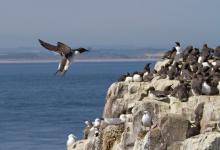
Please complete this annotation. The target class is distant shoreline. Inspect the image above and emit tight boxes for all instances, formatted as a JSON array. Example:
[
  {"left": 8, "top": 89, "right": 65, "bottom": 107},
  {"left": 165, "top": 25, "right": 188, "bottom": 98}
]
[{"left": 0, "top": 58, "right": 160, "bottom": 64}]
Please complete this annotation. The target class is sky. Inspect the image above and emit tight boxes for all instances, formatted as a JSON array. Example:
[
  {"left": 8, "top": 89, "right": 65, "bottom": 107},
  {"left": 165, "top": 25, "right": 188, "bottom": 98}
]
[{"left": 0, "top": 0, "right": 220, "bottom": 49}]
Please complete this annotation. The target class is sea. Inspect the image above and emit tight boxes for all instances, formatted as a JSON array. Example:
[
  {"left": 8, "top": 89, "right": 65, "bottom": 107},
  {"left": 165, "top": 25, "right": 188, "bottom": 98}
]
[{"left": 0, "top": 61, "right": 155, "bottom": 150}]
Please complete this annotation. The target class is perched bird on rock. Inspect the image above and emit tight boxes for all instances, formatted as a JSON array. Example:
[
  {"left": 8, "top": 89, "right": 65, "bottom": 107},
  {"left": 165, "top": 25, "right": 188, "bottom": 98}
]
[
  {"left": 83, "top": 120, "right": 93, "bottom": 139},
  {"left": 146, "top": 87, "right": 169, "bottom": 101},
  {"left": 191, "top": 74, "right": 203, "bottom": 96},
  {"left": 132, "top": 72, "right": 143, "bottom": 82},
  {"left": 142, "top": 111, "right": 152, "bottom": 128},
  {"left": 66, "top": 134, "right": 77, "bottom": 150}
]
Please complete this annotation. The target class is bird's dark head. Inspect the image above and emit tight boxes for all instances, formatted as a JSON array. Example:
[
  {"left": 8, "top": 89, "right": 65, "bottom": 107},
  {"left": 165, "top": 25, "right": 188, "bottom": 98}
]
[
  {"left": 146, "top": 86, "right": 155, "bottom": 95},
  {"left": 203, "top": 44, "right": 208, "bottom": 48},
  {"left": 175, "top": 42, "right": 180, "bottom": 46},
  {"left": 76, "top": 48, "right": 89, "bottom": 53}
]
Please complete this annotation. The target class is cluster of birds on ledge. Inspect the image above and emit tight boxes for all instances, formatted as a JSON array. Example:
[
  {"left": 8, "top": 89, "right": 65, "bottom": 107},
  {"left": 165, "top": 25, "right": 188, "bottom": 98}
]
[
  {"left": 118, "top": 42, "right": 220, "bottom": 101},
  {"left": 66, "top": 42, "right": 220, "bottom": 149}
]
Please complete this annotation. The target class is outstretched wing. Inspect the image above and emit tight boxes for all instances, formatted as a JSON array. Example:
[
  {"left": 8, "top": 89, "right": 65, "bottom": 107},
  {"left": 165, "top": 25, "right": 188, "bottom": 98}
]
[
  {"left": 38, "top": 39, "right": 58, "bottom": 52},
  {"left": 57, "top": 42, "right": 71, "bottom": 55}
]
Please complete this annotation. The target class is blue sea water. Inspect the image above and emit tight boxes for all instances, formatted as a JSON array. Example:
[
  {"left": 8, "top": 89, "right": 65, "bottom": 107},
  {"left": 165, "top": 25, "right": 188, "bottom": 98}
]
[{"left": 0, "top": 61, "right": 154, "bottom": 150}]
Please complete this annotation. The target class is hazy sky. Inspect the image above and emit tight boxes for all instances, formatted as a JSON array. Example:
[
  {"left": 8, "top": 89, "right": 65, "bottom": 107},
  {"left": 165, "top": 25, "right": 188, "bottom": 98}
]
[{"left": 0, "top": 0, "right": 220, "bottom": 49}]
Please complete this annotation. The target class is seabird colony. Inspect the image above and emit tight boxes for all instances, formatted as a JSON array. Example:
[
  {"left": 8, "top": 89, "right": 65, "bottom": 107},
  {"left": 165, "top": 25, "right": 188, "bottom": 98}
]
[
  {"left": 67, "top": 42, "right": 220, "bottom": 146},
  {"left": 118, "top": 42, "right": 220, "bottom": 100},
  {"left": 38, "top": 39, "right": 89, "bottom": 75}
]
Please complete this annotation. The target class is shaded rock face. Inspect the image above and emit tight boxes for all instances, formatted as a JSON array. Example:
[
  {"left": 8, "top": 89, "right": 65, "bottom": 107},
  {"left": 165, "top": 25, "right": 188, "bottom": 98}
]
[
  {"left": 158, "top": 114, "right": 188, "bottom": 146},
  {"left": 72, "top": 59, "right": 220, "bottom": 150},
  {"left": 180, "top": 132, "right": 220, "bottom": 150}
]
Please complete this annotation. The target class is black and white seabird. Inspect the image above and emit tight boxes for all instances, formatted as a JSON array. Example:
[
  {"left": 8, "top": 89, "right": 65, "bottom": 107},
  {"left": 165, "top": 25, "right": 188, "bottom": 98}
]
[
  {"left": 182, "top": 45, "right": 193, "bottom": 61},
  {"left": 158, "top": 64, "right": 169, "bottom": 79},
  {"left": 167, "top": 62, "right": 180, "bottom": 80},
  {"left": 181, "top": 63, "right": 192, "bottom": 81},
  {"left": 187, "top": 102, "right": 205, "bottom": 138},
  {"left": 202, "top": 77, "right": 219, "bottom": 95},
  {"left": 38, "top": 39, "right": 88, "bottom": 75},
  {"left": 83, "top": 120, "right": 93, "bottom": 139},
  {"left": 201, "top": 78, "right": 212, "bottom": 95},
  {"left": 171, "top": 80, "right": 190, "bottom": 101},
  {"left": 173, "top": 42, "right": 182, "bottom": 62},
  {"left": 162, "top": 47, "right": 176, "bottom": 59},
  {"left": 132, "top": 71, "right": 143, "bottom": 82},
  {"left": 144, "top": 63, "right": 151, "bottom": 73},
  {"left": 143, "top": 72, "right": 154, "bottom": 82},
  {"left": 201, "top": 44, "right": 212, "bottom": 61},
  {"left": 213, "top": 46, "right": 220, "bottom": 59},
  {"left": 191, "top": 74, "right": 203, "bottom": 96},
  {"left": 142, "top": 63, "right": 151, "bottom": 79},
  {"left": 124, "top": 72, "right": 133, "bottom": 82},
  {"left": 146, "top": 87, "right": 169, "bottom": 101}
]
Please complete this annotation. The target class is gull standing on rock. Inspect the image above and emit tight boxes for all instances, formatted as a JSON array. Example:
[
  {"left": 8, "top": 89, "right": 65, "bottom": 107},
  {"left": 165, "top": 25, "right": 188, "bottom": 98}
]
[
  {"left": 66, "top": 134, "right": 77, "bottom": 150},
  {"left": 38, "top": 39, "right": 89, "bottom": 75},
  {"left": 89, "top": 118, "right": 103, "bottom": 137},
  {"left": 142, "top": 111, "right": 152, "bottom": 128},
  {"left": 83, "top": 120, "right": 93, "bottom": 139}
]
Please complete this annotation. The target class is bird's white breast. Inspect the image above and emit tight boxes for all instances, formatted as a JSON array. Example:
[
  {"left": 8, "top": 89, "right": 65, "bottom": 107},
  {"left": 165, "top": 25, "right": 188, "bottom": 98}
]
[
  {"left": 202, "top": 62, "right": 210, "bottom": 68},
  {"left": 119, "top": 114, "right": 127, "bottom": 122},
  {"left": 125, "top": 76, "right": 133, "bottom": 82},
  {"left": 175, "top": 46, "right": 182, "bottom": 54},
  {"left": 133, "top": 74, "right": 142, "bottom": 82},
  {"left": 142, "top": 113, "right": 151, "bottom": 126},
  {"left": 198, "top": 56, "right": 203, "bottom": 63},
  {"left": 143, "top": 72, "right": 149, "bottom": 77},
  {"left": 94, "top": 119, "right": 101, "bottom": 127},
  {"left": 67, "top": 134, "right": 76, "bottom": 146},
  {"left": 217, "top": 82, "right": 220, "bottom": 92},
  {"left": 212, "top": 61, "right": 217, "bottom": 66},
  {"left": 202, "top": 82, "right": 211, "bottom": 95},
  {"left": 148, "top": 92, "right": 156, "bottom": 98}
]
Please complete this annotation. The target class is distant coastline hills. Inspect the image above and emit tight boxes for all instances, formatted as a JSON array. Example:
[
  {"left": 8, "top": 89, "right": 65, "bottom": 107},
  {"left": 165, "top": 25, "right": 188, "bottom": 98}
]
[{"left": 0, "top": 47, "right": 166, "bottom": 62}]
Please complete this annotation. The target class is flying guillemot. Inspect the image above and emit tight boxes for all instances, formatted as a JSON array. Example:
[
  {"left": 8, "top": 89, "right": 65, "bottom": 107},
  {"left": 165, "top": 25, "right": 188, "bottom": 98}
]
[{"left": 38, "top": 39, "right": 88, "bottom": 75}]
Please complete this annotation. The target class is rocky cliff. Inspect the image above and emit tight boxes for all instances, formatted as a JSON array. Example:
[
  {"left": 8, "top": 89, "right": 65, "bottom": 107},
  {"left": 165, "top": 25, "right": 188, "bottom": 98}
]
[{"left": 70, "top": 60, "right": 220, "bottom": 150}]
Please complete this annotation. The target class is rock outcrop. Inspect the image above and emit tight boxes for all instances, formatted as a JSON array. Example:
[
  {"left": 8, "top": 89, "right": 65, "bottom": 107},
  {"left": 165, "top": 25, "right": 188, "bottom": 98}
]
[{"left": 70, "top": 60, "right": 220, "bottom": 150}]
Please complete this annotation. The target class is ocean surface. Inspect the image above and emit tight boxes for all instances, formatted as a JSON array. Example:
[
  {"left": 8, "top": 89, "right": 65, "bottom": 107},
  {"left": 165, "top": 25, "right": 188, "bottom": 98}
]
[{"left": 0, "top": 61, "right": 154, "bottom": 150}]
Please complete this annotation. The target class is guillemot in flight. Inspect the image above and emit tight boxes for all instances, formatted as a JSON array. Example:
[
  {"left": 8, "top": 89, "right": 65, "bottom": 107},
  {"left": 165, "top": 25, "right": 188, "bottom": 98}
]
[{"left": 38, "top": 39, "right": 88, "bottom": 75}]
